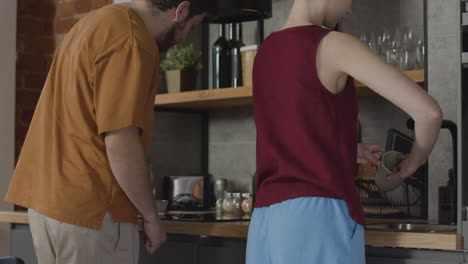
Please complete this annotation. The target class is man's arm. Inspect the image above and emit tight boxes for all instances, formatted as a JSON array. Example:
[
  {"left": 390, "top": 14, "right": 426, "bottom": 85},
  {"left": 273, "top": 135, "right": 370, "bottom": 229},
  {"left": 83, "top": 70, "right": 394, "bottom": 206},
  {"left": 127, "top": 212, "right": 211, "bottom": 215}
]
[
  {"left": 105, "top": 126, "right": 157, "bottom": 218},
  {"left": 104, "top": 126, "right": 166, "bottom": 253}
]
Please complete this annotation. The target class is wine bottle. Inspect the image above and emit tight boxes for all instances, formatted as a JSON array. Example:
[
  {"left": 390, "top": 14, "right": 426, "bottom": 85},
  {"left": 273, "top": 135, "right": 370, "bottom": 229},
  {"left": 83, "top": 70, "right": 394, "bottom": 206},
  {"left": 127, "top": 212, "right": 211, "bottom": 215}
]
[
  {"left": 229, "top": 23, "right": 244, "bottom": 87},
  {"left": 212, "top": 24, "right": 231, "bottom": 89}
]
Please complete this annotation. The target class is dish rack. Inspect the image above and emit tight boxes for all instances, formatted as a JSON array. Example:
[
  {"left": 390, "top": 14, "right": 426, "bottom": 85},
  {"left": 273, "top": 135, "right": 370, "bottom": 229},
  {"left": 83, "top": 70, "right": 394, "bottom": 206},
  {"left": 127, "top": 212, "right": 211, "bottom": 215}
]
[{"left": 356, "top": 179, "right": 426, "bottom": 219}]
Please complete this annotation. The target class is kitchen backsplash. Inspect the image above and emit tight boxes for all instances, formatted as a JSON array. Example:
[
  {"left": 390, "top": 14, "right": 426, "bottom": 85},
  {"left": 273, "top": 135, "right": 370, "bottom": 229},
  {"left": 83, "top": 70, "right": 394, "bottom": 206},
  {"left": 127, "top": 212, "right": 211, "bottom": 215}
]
[
  {"left": 149, "top": 111, "right": 203, "bottom": 199},
  {"left": 209, "top": 107, "right": 256, "bottom": 192}
]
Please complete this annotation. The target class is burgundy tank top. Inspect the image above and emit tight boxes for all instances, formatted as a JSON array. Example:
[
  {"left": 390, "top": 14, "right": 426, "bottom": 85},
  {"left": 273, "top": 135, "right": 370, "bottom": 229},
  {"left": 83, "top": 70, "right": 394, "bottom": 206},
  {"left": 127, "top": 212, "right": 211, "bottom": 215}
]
[{"left": 253, "top": 25, "right": 365, "bottom": 226}]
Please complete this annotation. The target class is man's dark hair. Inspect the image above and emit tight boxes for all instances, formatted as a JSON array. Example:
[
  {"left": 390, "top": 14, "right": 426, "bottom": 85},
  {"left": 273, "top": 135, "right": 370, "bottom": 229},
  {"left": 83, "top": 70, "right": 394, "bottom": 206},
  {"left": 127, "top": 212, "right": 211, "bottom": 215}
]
[{"left": 150, "top": 0, "right": 214, "bottom": 17}]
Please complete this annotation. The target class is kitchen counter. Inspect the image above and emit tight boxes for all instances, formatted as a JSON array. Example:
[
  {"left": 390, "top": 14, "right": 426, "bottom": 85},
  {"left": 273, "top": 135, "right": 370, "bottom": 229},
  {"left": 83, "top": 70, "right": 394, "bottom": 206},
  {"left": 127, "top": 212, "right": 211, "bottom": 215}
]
[{"left": 0, "top": 211, "right": 461, "bottom": 251}]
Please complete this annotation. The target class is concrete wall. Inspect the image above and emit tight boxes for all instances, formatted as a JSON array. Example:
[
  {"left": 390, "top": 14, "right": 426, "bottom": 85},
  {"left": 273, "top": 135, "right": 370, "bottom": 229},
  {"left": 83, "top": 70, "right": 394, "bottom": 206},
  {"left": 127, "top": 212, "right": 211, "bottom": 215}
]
[
  {"left": 0, "top": 0, "right": 17, "bottom": 256},
  {"left": 149, "top": 111, "right": 203, "bottom": 199},
  {"left": 426, "top": 0, "right": 461, "bottom": 224}
]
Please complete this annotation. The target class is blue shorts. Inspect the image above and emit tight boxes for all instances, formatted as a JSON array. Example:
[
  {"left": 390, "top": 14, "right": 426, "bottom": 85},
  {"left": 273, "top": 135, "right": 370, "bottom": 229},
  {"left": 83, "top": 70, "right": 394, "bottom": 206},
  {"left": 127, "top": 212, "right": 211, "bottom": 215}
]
[{"left": 246, "top": 197, "right": 365, "bottom": 264}]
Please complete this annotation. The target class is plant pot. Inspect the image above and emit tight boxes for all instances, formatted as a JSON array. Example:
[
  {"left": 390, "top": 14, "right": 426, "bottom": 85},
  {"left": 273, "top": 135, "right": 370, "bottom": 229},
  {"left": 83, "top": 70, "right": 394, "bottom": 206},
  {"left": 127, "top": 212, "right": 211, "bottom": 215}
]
[{"left": 165, "top": 69, "right": 198, "bottom": 93}]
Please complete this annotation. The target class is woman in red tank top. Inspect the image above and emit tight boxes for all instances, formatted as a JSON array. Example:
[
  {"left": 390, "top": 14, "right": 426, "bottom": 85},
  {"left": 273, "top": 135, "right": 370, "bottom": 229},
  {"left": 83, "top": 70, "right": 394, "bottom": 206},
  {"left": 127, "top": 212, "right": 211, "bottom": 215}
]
[{"left": 247, "top": 0, "right": 443, "bottom": 264}]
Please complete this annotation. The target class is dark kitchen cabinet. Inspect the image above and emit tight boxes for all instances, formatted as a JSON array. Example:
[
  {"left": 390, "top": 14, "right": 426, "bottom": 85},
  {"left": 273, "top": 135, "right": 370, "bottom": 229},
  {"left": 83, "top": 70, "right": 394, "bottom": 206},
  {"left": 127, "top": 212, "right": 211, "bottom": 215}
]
[
  {"left": 197, "top": 236, "right": 246, "bottom": 264},
  {"left": 139, "top": 234, "right": 246, "bottom": 264},
  {"left": 367, "top": 258, "right": 461, "bottom": 264},
  {"left": 366, "top": 247, "right": 467, "bottom": 264},
  {"left": 11, "top": 225, "right": 37, "bottom": 264},
  {"left": 139, "top": 234, "right": 198, "bottom": 264}
]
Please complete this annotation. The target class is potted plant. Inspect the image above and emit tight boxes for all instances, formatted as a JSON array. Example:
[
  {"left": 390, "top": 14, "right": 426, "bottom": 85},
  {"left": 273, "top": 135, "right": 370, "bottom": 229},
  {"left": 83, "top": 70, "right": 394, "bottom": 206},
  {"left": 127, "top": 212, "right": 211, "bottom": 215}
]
[{"left": 161, "top": 44, "right": 202, "bottom": 93}]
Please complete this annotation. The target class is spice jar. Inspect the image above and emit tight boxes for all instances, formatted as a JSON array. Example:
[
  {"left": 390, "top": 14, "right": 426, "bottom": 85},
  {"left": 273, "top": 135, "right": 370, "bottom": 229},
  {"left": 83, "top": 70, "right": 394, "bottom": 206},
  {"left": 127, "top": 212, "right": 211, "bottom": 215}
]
[
  {"left": 222, "top": 192, "right": 234, "bottom": 213},
  {"left": 242, "top": 193, "right": 253, "bottom": 214},
  {"left": 232, "top": 193, "right": 243, "bottom": 215}
]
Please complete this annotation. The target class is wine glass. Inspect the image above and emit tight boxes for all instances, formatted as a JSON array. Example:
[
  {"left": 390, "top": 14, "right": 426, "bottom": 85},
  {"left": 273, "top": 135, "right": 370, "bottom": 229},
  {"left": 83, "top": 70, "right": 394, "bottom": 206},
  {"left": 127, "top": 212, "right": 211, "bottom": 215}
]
[
  {"left": 391, "top": 28, "right": 402, "bottom": 50},
  {"left": 402, "top": 26, "right": 416, "bottom": 51},
  {"left": 368, "top": 32, "right": 379, "bottom": 54},
  {"left": 360, "top": 32, "right": 369, "bottom": 45},
  {"left": 416, "top": 39, "right": 425, "bottom": 70},
  {"left": 360, "top": 31, "right": 379, "bottom": 54},
  {"left": 377, "top": 27, "right": 391, "bottom": 57}
]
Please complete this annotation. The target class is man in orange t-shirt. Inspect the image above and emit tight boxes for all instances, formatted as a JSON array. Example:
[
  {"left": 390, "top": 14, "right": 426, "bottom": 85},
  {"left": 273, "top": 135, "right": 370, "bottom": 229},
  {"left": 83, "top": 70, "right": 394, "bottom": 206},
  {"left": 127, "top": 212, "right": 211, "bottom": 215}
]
[{"left": 5, "top": 0, "right": 211, "bottom": 263}]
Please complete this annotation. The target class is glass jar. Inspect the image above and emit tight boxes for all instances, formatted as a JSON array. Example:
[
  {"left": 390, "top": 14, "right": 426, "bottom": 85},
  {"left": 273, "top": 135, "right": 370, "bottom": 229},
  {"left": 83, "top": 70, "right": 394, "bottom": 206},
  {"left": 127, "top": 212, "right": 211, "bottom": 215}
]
[
  {"left": 232, "top": 193, "right": 243, "bottom": 215},
  {"left": 222, "top": 192, "right": 234, "bottom": 213},
  {"left": 242, "top": 193, "right": 253, "bottom": 214},
  {"left": 214, "top": 178, "right": 227, "bottom": 201}
]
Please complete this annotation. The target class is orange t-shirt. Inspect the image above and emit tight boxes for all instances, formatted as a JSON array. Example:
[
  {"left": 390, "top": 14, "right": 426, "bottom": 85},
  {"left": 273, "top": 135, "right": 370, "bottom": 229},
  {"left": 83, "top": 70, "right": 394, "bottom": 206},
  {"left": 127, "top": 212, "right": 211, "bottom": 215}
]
[{"left": 6, "top": 4, "right": 159, "bottom": 229}]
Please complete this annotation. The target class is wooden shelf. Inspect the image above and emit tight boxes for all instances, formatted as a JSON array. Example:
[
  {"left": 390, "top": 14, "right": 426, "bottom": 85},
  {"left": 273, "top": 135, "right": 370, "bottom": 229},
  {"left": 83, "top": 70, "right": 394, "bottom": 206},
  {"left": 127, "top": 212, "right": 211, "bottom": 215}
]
[
  {"left": 155, "top": 70, "right": 425, "bottom": 109},
  {"left": 155, "top": 86, "right": 253, "bottom": 109}
]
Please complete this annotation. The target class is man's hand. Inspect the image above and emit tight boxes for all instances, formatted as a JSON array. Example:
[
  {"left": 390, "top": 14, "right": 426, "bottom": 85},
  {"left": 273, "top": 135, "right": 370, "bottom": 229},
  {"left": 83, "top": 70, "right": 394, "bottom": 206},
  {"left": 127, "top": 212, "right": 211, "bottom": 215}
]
[
  {"left": 143, "top": 212, "right": 167, "bottom": 254},
  {"left": 357, "top": 144, "right": 384, "bottom": 167}
]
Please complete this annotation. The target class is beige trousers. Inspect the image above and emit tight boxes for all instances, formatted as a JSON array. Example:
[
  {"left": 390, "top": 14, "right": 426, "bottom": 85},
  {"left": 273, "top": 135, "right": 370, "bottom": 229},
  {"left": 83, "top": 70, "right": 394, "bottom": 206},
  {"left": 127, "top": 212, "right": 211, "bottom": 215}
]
[{"left": 28, "top": 209, "right": 139, "bottom": 264}]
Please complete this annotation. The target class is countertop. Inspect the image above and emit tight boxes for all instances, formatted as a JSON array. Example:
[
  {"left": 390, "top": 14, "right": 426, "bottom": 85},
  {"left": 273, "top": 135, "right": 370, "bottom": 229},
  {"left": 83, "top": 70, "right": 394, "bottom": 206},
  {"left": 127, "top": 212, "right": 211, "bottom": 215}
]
[{"left": 0, "top": 211, "right": 461, "bottom": 251}]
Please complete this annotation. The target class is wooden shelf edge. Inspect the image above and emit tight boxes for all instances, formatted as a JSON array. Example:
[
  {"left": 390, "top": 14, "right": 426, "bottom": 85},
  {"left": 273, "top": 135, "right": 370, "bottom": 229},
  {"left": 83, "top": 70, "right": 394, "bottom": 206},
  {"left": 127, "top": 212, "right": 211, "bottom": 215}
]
[
  {"left": 155, "top": 86, "right": 253, "bottom": 108},
  {"left": 365, "top": 230, "right": 462, "bottom": 251},
  {"left": 0, "top": 211, "right": 461, "bottom": 250},
  {"left": 163, "top": 221, "right": 249, "bottom": 238},
  {"left": 0, "top": 211, "right": 29, "bottom": 224}
]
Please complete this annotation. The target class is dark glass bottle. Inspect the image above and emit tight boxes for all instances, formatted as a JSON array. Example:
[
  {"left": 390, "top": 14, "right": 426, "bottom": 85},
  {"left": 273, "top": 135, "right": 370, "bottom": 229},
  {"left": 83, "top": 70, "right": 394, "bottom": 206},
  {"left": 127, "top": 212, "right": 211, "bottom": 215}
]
[
  {"left": 212, "top": 24, "right": 231, "bottom": 89},
  {"left": 238, "top": 23, "right": 245, "bottom": 47},
  {"left": 439, "top": 169, "right": 457, "bottom": 225},
  {"left": 229, "top": 23, "right": 244, "bottom": 87}
]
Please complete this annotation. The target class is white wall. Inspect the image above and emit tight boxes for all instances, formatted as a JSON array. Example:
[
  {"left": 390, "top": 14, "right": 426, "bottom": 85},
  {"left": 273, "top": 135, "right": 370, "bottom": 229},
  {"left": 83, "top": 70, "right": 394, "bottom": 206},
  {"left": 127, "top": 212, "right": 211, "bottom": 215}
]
[{"left": 0, "top": 0, "right": 17, "bottom": 256}]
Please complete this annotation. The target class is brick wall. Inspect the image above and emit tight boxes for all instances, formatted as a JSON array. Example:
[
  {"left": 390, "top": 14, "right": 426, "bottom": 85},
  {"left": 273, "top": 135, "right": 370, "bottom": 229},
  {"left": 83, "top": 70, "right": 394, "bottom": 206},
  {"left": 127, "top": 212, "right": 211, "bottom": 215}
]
[{"left": 15, "top": 0, "right": 113, "bottom": 159}]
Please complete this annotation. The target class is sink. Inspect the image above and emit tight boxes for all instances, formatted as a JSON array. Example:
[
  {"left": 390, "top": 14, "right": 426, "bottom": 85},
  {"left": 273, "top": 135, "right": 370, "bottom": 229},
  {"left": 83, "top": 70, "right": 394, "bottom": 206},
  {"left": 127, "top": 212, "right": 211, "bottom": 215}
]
[{"left": 367, "top": 223, "right": 457, "bottom": 233}]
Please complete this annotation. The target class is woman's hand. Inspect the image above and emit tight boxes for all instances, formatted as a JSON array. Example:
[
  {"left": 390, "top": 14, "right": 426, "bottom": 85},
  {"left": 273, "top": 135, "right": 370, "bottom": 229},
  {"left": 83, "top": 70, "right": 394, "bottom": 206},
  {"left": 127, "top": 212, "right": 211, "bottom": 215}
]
[{"left": 357, "top": 144, "right": 384, "bottom": 167}]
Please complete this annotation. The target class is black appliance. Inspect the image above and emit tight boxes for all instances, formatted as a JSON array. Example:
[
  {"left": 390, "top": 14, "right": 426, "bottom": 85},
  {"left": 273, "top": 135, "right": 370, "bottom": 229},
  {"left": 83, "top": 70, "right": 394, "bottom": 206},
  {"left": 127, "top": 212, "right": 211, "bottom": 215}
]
[
  {"left": 407, "top": 119, "right": 458, "bottom": 224},
  {"left": 162, "top": 174, "right": 213, "bottom": 211},
  {"left": 207, "top": 0, "right": 272, "bottom": 24}
]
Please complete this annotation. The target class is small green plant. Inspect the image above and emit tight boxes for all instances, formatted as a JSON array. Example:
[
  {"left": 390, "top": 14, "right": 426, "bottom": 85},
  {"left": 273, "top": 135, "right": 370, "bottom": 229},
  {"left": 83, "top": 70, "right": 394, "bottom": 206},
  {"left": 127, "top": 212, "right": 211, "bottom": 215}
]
[{"left": 161, "top": 44, "right": 203, "bottom": 71}]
